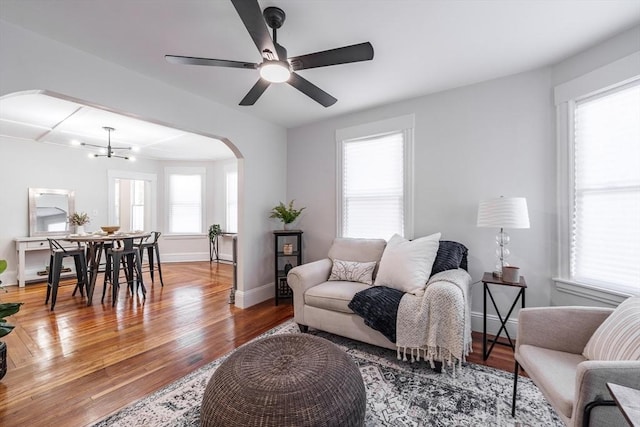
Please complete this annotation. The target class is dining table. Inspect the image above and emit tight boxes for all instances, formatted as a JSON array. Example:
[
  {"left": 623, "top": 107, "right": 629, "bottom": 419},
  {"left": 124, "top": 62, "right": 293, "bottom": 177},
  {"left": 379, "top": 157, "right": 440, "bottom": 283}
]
[{"left": 64, "top": 231, "right": 151, "bottom": 305}]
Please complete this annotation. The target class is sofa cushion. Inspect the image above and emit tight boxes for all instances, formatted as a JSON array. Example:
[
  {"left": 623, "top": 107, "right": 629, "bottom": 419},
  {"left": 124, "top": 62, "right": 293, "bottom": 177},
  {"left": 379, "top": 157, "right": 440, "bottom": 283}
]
[
  {"left": 305, "top": 281, "right": 371, "bottom": 313},
  {"left": 328, "top": 238, "right": 387, "bottom": 264},
  {"left": 518, "top": 344, "right": 586, "bottom": 419},
  {"left": 583, "top": 296, "right": 640, "bottom": 361},
  {"left": 374, "top": 233, "right": 441, "bottom": 295},
  {"left": 329, "top": 259, "right": 377, "bottom": 285}
]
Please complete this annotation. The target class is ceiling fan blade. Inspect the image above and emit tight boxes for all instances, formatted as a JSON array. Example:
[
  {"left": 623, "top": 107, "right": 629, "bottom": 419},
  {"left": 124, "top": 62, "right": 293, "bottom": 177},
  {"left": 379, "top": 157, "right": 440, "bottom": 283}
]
[
  {"left": 230, "top": 0, "right": 278, "bottom": 60},
  {"left": 165, "top": 55, "right": 258, "bottom": 69},
  {"left": 288, "top": 73, "right": 337, "bottom": 107},
  {"left": 289, "top": 42, "right": 374, "bottom": 71},
  {"left": 239, "top": 78, "right": 271, "bottom": 106}
]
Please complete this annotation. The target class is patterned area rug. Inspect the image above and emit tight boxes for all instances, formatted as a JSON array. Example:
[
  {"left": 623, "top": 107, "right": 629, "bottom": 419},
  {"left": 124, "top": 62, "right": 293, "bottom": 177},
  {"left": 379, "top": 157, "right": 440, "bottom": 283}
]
[{"left": 92, "top": 320, "right": 562, "bottom": 427}]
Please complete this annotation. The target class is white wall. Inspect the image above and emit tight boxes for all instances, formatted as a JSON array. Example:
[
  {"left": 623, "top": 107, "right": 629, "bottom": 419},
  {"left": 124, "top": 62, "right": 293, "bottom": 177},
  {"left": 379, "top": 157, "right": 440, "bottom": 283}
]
[
  {"left": 287, "top": 24, "right": 640, "bottom": 334},
  {"left": 288, "top": 68, "right": 555, "bottom": 335},
  {"left": 0, "top": 20, "right": 287, "bottom": 307}
]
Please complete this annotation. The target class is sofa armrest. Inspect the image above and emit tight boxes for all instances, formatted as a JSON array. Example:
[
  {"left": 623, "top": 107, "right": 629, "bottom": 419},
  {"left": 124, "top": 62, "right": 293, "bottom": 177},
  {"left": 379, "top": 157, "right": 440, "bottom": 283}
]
[
  {"left": 572, "top": 360, "right": 640, "bottom": 427},
  {"left": 287, "top": 258, "right": 333, "bottom": 325},
  {"left": 516, "top": 306, "right": 613, "bottom": 354}
]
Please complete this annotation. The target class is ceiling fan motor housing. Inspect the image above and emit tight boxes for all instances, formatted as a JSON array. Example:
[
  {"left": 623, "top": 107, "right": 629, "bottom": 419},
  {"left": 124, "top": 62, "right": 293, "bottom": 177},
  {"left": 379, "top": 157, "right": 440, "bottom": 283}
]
[{"left": 263, "top": 7, "right": 286, "bottom": 29}]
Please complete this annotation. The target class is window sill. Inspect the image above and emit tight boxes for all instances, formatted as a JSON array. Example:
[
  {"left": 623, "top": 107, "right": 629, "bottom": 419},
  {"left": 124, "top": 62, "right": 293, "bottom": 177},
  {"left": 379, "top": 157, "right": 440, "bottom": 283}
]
[{"left": 553, "top": 278, "right": 635, "bottom": 306}]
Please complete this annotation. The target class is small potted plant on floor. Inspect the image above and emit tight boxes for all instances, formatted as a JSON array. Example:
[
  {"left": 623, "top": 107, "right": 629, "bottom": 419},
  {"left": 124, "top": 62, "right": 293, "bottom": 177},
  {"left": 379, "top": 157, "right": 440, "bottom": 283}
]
[
  {"left": 0, "top": 259, "right": 24, "bottom": 380},
  {"left": 69, "top": 211, "right": 90, "bottom": 234},
  {"left": 269, "top": 200, "right": 305, "bottom": 230}
]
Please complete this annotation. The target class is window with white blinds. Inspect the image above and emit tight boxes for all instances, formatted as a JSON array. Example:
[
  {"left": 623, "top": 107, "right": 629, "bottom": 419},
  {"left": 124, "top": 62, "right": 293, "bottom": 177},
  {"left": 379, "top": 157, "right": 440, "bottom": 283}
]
[
  {"left": 339, "top": 131, "right": 408, "bottom": 240},
  {"left": 166, "top": 168, "right": 205, "bottom": 234},
  {"left": 572, "top": 82, "right": 640, "bottom": 295}
]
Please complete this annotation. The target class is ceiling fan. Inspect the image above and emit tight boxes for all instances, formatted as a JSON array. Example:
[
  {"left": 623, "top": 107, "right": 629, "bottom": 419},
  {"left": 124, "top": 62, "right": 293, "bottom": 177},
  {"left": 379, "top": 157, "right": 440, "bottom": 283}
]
[{"left": 165, "top": 0, "right": 374, "bottom": 107}]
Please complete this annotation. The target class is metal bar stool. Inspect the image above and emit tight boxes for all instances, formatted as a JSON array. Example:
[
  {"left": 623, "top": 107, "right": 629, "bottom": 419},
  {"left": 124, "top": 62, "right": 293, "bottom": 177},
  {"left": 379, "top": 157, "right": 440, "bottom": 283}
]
[
  {"left": 45, "top": 238, "right": 88, "bottom": 311},
  {"left": 135, "top": 231, "right": 164, "bottom": 286},
  {"left": 102, "top": 236, "right": 145, "bottom": 306}
]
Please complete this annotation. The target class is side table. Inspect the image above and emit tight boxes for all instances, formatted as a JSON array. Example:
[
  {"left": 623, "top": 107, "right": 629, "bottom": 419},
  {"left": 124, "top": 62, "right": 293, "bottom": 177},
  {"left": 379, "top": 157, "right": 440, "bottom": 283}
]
[
  {"left": 482, "top": 272, "right": 527, "bottom": 360},
  {"left": 607, "top": 383, "right": 640, "bottom": 427}
]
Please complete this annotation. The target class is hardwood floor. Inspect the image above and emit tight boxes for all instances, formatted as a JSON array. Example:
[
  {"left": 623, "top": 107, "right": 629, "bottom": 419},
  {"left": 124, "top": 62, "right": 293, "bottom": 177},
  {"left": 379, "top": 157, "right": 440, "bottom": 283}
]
[{"left": 0, "top": 261, "right": 518, "bottom": 426}]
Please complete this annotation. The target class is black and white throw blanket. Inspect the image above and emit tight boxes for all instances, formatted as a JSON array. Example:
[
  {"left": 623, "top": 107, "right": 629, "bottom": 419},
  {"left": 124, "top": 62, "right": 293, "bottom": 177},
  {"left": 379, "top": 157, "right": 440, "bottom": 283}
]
[{"left": 349, "top": 269, "right": 472, "bottom": 373}]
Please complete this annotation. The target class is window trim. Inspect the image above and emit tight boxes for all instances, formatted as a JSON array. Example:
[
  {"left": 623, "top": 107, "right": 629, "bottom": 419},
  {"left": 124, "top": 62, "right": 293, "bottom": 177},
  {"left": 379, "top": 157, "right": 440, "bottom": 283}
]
[
  {"left": 225, "top": 164, "right": 238, "bottom": 233},
  {"left": 554, "top": 52, "right": 640, "bottom": 302},
  {"left": 335, "top": 114, "right": 415, "bottom": 239},
  {"left": 164, "top": 166, "right": 206, "bottom": 236},
  {"left": 107, "top": 170, "right": 157, "bottom": 231}
]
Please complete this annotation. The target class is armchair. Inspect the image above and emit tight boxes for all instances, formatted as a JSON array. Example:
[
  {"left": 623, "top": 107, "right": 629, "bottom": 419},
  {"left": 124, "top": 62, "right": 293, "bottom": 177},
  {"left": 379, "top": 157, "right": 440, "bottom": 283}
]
[{"left": 511, "top": 305, "right": 640, "bottom": 427}]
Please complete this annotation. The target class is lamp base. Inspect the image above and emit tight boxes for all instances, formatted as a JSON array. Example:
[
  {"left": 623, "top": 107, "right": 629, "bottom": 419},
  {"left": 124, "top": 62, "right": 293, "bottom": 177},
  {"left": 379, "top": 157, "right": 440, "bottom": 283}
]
[{"left": 492, "top": 270, "right": 503, "bottom": 278}]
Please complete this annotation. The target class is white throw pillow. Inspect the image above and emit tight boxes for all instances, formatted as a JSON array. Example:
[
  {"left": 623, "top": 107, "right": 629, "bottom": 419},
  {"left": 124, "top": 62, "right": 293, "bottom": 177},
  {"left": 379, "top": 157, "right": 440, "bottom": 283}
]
[
  {"left": 374, "top": 232, "right": 441, "bottom": 295},
  {"left": 583, "top": 296, "right": 640, "bottom": 361},
  {"left": 328, "top": 259, "right": 377, "bottom": 285}
]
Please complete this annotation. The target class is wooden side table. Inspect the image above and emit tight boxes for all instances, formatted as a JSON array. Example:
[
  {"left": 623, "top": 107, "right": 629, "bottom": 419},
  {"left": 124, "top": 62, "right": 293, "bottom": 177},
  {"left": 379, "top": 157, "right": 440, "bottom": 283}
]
[{"left": 482, "top": 272, "right": 527, "bottom": 360}]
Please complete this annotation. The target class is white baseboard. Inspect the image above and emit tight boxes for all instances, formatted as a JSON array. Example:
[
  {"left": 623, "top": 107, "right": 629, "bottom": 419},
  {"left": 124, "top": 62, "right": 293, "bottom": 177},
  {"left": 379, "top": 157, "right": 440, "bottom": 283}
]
[
  {"left": 234, "top": 282, "right": 273, "bottom": 309},
  {"left": 471, "top": 310, "right": 518, "bottom": 338},
  {"left": 161, "top": 252, "right": 209, "bottom": 263}
]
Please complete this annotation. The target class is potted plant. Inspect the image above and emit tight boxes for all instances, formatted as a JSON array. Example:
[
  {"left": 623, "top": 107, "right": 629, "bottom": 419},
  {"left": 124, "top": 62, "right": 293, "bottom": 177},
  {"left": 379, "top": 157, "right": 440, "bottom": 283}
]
[
  {"left": 0, "top": 259, "right": 24, "bottom": 380},
  {"left": 208, "top": 224, "right": 222, "bottom": 242},
  {"left": 69, "top": 211, "right": 90, "bottom": 234},
  {"left": 269, "top": 200, "right": 305, "bottom": 230}
]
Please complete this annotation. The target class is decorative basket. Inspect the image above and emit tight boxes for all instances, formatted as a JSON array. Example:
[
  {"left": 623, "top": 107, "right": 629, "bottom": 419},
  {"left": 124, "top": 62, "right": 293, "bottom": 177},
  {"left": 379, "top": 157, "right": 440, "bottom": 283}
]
[{"left": 278, "top": 277, "right": 293, "bottom": 298}]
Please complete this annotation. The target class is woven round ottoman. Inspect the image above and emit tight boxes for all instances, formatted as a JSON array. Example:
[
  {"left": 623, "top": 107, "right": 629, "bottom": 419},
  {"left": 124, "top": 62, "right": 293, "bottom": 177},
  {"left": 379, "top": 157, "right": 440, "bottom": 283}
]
[{"left": 200, "top": 333, "right": 366, "bottom": 427}]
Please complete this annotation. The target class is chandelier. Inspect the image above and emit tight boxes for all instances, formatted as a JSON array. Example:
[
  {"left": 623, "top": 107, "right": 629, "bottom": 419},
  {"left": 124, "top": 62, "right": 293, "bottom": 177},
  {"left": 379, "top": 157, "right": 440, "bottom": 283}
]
[{"left": 81, "top": 126, "right": 135, "bottom": 160}]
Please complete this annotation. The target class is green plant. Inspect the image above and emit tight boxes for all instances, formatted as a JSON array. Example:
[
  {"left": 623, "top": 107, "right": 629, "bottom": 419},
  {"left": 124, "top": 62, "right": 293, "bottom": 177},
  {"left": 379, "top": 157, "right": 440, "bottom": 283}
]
[
  {"left": 0, "top": 260, "right": 23, "bottom": 338},
  {"left": 208, "top": 224, "right": 222, "bottom": 241},
  {"left": 269, "top": 200, "right": 305, "bottom": 224},
  {"left": 69, "top": 212, "right": 90, "bottom": 226}
]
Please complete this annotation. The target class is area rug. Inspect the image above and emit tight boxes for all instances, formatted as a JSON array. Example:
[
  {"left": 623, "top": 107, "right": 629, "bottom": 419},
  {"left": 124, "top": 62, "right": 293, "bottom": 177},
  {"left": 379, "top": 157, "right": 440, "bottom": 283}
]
[{"left": 92, "top": 320, "right": 562, "bottom": 427}]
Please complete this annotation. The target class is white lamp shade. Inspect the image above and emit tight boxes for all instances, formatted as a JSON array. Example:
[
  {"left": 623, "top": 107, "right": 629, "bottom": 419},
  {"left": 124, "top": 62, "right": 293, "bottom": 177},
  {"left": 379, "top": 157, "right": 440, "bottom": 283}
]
[{"left": 477, "top": 197, "right": 530, "bottom": 229}]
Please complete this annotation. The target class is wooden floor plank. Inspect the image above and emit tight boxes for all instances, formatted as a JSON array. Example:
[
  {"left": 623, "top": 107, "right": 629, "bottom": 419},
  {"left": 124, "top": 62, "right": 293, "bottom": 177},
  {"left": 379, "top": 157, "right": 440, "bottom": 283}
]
[{"left": 0, "top": 261, "right": 518, "bottom": 426}]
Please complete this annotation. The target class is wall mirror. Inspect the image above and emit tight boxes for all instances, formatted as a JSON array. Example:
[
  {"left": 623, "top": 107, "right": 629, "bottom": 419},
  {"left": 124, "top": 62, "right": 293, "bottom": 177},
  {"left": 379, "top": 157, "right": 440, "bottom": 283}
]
[{"left": 28, "top": 188, "right": 75, "bottom": 236}]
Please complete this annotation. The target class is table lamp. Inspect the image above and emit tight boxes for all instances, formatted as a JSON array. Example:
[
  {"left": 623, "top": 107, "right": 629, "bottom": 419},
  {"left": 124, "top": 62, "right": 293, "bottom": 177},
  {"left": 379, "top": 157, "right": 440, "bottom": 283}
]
[{"left": 477, "top": 196, "right": 530, "bottom": 278}]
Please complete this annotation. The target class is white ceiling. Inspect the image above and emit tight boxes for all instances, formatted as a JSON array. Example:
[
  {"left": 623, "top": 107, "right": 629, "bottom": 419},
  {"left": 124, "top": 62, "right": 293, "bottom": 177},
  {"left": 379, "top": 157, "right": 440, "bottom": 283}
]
[
  {"left": 1, "top": 0, "right": 639, "bottom": 146},
  {"left": 0, "top": 92, "right": 235, "bottom": 161}
]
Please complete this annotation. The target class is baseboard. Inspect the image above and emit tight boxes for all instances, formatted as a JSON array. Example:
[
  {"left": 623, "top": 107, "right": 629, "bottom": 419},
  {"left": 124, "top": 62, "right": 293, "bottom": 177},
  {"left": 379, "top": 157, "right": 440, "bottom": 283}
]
[
  {"left": 234, "top": 282, "right": 273, "bottom": 309},
  {"left": 471, "top": 310, "right": 518, "bottom": 338},
  {"left": 161, "top": 252, "right": 210, "bottom": 263}
]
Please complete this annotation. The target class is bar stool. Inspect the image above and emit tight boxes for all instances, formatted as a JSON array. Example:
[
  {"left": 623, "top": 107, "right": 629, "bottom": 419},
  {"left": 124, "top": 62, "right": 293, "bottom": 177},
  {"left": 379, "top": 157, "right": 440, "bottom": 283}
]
[
  {"left": 45, "top": 238, "right": 88, "bottom": 311},
  {"left": 102, "top": 237, "right": 145, "bottom": 306},
  {"left": 135, "top": 231, "right": 164, "bottom": 286}
]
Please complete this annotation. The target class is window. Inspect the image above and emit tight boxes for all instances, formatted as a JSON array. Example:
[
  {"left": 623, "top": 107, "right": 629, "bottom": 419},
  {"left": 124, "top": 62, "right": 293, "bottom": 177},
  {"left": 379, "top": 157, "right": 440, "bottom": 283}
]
[
  {"left": 131, "top": 179, "right": 145, "bottom": 231},
  {"left": 226, "top": 169, "right": 238, "bottom": 233},
  {"left": 337, "top": 115, "right": 414, "bottom": 240},
  {"left": 108, "top": 170, "right": 157, "bottom": 232},
  {"left": 571, "top": 82, "right": 640, "bottom": 295},
  {"left": 166, "top": 167, "right": 205, "bottom": 234}
]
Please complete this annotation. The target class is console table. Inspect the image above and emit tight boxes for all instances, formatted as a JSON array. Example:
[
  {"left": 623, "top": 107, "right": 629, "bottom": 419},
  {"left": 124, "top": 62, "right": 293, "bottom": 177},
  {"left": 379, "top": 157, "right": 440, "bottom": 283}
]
[{"left": 15, "top": 237, "right": 77, "bottom": 287}]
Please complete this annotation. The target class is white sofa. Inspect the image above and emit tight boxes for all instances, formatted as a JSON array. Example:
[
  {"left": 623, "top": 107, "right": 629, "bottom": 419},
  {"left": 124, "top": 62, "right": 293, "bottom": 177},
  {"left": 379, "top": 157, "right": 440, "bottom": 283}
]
[{"left": 287, "top": 237, "right": 471, "bottom": 364}]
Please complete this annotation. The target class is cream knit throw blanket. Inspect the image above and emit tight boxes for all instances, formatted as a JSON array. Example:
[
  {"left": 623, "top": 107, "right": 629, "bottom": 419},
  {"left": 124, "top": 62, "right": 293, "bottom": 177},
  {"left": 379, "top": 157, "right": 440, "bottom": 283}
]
[{"left": 395, "top": 269, "right": 472, "bottom": 374}]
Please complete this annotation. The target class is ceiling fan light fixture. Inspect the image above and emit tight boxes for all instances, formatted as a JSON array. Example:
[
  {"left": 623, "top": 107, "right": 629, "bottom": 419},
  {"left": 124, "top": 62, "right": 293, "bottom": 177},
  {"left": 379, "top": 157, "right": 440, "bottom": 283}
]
[{"left": 259, "top": 60, "right": 291, "bottom": 83}]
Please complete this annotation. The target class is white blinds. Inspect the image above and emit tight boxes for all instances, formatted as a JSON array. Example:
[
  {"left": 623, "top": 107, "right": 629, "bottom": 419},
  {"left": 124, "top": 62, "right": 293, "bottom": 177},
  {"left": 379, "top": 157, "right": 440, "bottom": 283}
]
[
  {"left": 168, "top": 174, "right": 202, "bottom": 233},
  {"left": 342, "top": 132, "right": 404, "bottom": 240},
  {"left": 572, "top": 82, "right": 640, "bottom": 294}
]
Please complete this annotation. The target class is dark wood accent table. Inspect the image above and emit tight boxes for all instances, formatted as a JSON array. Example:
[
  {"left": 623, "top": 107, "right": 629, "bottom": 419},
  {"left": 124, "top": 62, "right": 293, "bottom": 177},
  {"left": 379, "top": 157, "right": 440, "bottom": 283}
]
[
  {"left": 481, "top": 272, "right": 527, "bottom": 360},
  {"left": 607, "top": 383, "right": 640, "bottom": 427}
]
